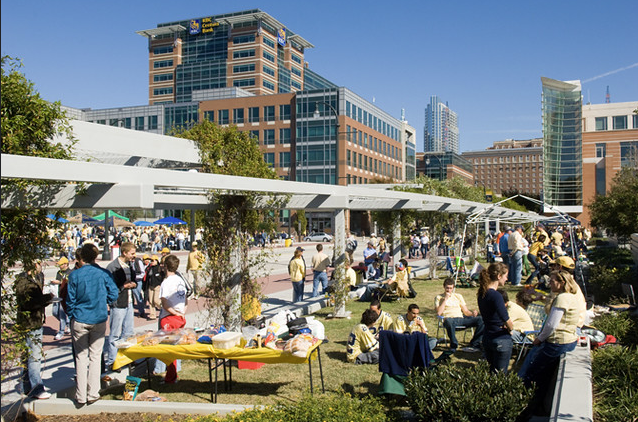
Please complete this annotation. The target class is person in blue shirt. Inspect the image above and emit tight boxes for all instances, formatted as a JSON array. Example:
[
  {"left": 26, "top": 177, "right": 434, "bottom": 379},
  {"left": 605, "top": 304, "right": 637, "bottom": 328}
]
[
  {"left": 499, "top": 227, "right": 512, "bottom": 268},
  {"left": 66, "top": 243, "right": 119, "bottom": 407}
]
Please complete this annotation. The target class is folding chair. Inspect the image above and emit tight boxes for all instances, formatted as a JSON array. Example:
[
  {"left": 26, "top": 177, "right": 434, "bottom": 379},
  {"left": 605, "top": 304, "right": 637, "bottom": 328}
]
[
  {"left": 621, "top": 283, "right": 637, "bottom": 309},
  {"left": 435, "top": 315, "right": 474, "bottom": 346},
  {"left": 514, "top": 303, "right": 547, "bottom": 363}
]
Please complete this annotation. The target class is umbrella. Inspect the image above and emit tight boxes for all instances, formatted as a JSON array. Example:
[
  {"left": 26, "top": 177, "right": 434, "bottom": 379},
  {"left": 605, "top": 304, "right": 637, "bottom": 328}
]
[
  {"left": 46, "top": 214, "right": 69, "bottom": 223},
  {"left": 154, "top": 216, "right": 187, "bottom": 225},
  {"left": 94, "top": 210, "right": 130, "bottom": 221},
  {"left": 88, "top": 216, "right": 134, "bottom": 228},
  {"left": 134, "top": 220, "right": 155, "bottom": 227}
]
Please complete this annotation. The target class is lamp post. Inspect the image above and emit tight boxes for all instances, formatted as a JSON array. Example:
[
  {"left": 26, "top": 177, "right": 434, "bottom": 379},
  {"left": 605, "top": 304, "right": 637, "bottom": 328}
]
[
  {"left": 425, "top": 155, "right": 443, "bottom": 180},
  {"left": 313, "top": 101, "right": 340, "bottom": 185}
]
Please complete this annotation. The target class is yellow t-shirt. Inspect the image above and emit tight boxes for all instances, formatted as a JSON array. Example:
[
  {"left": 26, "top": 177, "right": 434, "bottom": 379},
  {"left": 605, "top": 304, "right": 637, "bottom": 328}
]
[
  {"left": 346, "top": 324, "right": 378, "bottom": 363},
  {"left": 370, "top": 311, "right": 393, "bottom": 336},
  {"left": 507, "top": 302, "right": 534, "bottom": 332},
  {"left": 392, "top": 314, "right": 427, "bottom": 334},
  {"left": 435, "top": 292, "right": 466, "bottom": 318},
  {"left": 345, "top": 268, "right": 357, "bottom": 287},
  {"left": 389, "top": 269, "right": 409, "bottom": 296},
  {"left": 548, "top": 292, "right": 580, "bottom": 344}
]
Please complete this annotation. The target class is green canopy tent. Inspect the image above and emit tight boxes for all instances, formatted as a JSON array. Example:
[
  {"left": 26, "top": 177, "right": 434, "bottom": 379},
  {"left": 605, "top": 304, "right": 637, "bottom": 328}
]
[{"left": 94, "top": 210, "right": 130, "bottom": 221}]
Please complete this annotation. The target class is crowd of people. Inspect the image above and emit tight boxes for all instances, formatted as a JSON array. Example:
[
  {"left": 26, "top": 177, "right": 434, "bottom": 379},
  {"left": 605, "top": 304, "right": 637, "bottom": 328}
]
[{"left": 15, "top": 239, "right": 200, "bottom": 404}]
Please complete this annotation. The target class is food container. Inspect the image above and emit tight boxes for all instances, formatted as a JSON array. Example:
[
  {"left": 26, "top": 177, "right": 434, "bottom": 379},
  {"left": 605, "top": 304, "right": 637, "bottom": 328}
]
[{"left": 212, "top": 331, "right": 242, "bottom": 349}]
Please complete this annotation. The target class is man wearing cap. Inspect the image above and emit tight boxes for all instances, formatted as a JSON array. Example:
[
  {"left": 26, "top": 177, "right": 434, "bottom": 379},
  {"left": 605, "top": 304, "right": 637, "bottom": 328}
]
[
  {"left": 363, "top": 241, "right": 378, "bottom": 280},
  {"left": 289, "top": 246, "right": 306, "bottom": 302},
  {"left": 186, "top": 242, "right": 205, "bottom": 298},
  {"left": 311, "top": 244, "right": 331, "bottom": 297},
  {"left": 51, "top": 256, "right": 72, "bottom": 340},
  {"left": 508, "top": 225, "right": 525, "bottom": 286},
  {"left": 383, "top": 262, "right": 409, "bottom": 297}
]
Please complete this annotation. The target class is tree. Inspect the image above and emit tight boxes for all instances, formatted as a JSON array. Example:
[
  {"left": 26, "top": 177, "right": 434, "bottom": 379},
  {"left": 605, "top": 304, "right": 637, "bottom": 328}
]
[
  {"left": 588, "top": 167, "right": 638, "bottom": 240},
  {"left": 174, "top": 121, "right": 281, "bottom": 329},
  {"left": 1, "top": 56, "right": 76, "bottom": 381}
]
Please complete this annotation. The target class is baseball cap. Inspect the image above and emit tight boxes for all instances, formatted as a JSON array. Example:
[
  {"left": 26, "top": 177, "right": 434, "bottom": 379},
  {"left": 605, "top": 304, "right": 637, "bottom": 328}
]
[
  {"left": 57, "top": 256, "right": 69, "bottom": 266},
  {"left": 142, "top": 254, "right": 151, "bottom": 260},
  {"left": 191, "top": 241, "right": 198, "bottom": 246},
  {"left": 151, "top": 255, "right": 159, "bottom": 261},
  {"left": 396, "top": 262, "right": 405, "bottom": 270},
  {"left": 505, "top": 226, "right": 512, "bottom": 231},
  {"left": 161, "top": 247, "right": 170, "bottom": 253},
  {"left": 295, "top": 246, "right": 305, "bottom": 252},
  {"left": 551, "top": 255, "right": 575, "bottom": 270}
]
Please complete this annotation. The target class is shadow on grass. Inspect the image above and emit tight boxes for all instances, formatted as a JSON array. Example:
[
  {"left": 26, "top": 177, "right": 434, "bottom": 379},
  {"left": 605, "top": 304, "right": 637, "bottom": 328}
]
[{"left": 325, "top": 350, "right": 346, "bottom": 361}]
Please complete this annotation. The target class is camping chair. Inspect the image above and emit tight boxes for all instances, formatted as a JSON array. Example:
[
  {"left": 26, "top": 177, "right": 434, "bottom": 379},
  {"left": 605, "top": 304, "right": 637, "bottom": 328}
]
[
  {"left": 621, "top": 283, "right": 637, "bottom": 309},
  {"left": 435, "top": 315, "right": 474, "bottom": 347},
  {"left": 514, "top": 303, "right": 547, "bottom": 363}
]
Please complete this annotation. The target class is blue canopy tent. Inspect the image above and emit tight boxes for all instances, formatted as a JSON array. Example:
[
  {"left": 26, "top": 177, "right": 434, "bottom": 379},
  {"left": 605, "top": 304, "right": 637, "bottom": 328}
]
[
  {"left": 154, "top": 216, "right": 187, "bottom": 226},
  {"left": 134, "top": 220, "right": 155, "bottom": 227},
  {"left": 46, "top": 214, "right": 69, "bottom": 223}
]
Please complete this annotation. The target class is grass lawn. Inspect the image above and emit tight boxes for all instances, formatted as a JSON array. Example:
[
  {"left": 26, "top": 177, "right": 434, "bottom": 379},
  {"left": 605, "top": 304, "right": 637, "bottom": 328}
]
[{"left": 102, "top": 273, "right": 529, "bottom": 405}]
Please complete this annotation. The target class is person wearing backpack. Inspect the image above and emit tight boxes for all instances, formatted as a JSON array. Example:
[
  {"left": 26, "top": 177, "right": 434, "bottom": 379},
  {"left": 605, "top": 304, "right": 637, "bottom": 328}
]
[{"left": 345, "top": 232, "right": 358, "bottom": 264}]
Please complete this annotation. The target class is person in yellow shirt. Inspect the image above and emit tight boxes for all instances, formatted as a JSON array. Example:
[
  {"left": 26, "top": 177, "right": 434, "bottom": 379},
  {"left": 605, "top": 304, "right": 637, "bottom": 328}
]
[
  {"left": 369, "top": 299, "right": 393, "bottom": 336},
  {"left": 382, "top": 262, "right": 409, "bottom": 297},
  {"left": 289, "top": 247, "right": 306, "bottom": 303},
  {"left": 346, "top": 309, "right": 379, "bottom": 364},
  {"left": 498, "top": 289, "right": 533, "bottom": 343},
  {"left": 392, "top": 304, "right": 437, "bottom": 350},
  {"left": 435, "top": 278, "right": 484, "bottom": 352},
  {"left": 186, "top": 242, "right": 205, "bottom": 298}
]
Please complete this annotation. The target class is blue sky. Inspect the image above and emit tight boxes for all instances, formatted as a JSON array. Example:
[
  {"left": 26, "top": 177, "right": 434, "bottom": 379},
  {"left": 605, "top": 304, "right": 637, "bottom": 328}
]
[{"left": 2, "top": 0, "right": 637, "bottom": 152}]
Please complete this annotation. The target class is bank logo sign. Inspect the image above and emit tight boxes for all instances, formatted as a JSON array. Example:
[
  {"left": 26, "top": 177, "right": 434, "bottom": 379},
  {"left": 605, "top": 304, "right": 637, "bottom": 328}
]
[
  {"left": 189, "top": 19, "right": 201, "bottom": 35},
  {"left": 190, "top": 17, "right": 219, "bottom": 35},
  {"left": 277, "top": 27, "right": 286, "bottom": 47}
]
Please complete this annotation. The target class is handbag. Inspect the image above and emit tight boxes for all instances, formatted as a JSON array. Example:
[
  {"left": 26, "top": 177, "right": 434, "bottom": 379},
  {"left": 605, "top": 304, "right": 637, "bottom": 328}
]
[{"left": 176, "top": 271, "right": 194, "bottom": 299}]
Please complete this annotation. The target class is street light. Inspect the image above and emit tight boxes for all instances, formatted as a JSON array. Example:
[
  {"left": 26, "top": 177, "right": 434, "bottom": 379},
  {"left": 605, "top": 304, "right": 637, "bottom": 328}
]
[
  {"left": 313, "top": 101, "right": 341, "bottom": 184},
  {"left": 425, "top": 155, "right": 443, "bottom": 180}
]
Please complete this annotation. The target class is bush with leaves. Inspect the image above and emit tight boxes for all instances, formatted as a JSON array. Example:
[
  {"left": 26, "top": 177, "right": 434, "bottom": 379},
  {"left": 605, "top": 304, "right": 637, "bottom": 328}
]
[
  {"left": 404, "top": 361, "right": 534, "bottom": 422},
  {"left": 588, "top": 265, "right": 636, "bottom": 305},
  {"left": 591, "top": 312, "right": 638, "bottom": 347},
  {"left": 194, "top": 392, "right": 390, "bottom": 422},
  {"left": 592, "top": 345, "right": 638, "bottom": 422}
]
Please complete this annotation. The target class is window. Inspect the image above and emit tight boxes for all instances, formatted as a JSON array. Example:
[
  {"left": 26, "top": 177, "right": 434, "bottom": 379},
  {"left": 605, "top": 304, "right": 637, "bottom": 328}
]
[
  {"left": 233, "top": 49, "right": 255, "bottom": 59},
  {"left": 263, "top": 80, "right": 275, "bottom": 90},
  {"left": 123, "top": 117, "right": 131, "bottom": 129},
  {"left": 153, "top": 60, "right": 173, "bottom": 69},
  {"left": 149, "top": 116, "right": 158, "bottom": 130},
  {"left": 233, "top": 108, "right": 244, "bottom": 124},
  {"left": 218, "top": 110, "right": 229, "bottom": 125},
  {"left": 633, "top": 114, "right": 638, "bottom": 129},
  {"left": 233, "top": 64, "right": 255, "bottom": 73},
  {"left": 153, "top": 73, "right": 173, "bottom": 82},
  {"left": 279, "top": 104, "right": 291, "bottom": 120},
  {"left": 153, "top": 87, "right": 173, "bottom": 96},
  {"left": 620, "top": 141, "right": 638, "bottom": 168},
  {"left": 595, "top": 117, "right": 607, "bottom": 131},
  {"left": 279, "top": 128, "right": 291, "bottom": 144},
  {"left": 347, "top": 150, "right": 351, "bottom": 166},
  {"left": 613, "top": 115, "right": 627, "bottom": 130},
  {"left": 279, "top": 152, "right": 290, "bottom": 167},
  {"left": 291, "top": 53, "right": 302, "bottom": 64},
  {"left": 249, "top": 107, "right": 259, "bottom": 123},
  {"left": 263, "top": 65, "right": 275, "bottom": 77},
  {"left": 263, "top": 37, "right": 275, "bottom": 48},
  {"left": 135, "top": 116, "right": 144, "bottom": 130},
  {"left": 291, "top": 80, "right": 301, "bottom": 90},
  {"left": 264, "top": 129, "right": 275, "bottom": 145},
  {"left": 263, "top": 153, "right": 275, "bottom": 167},
  {"left": 263, "top": 51, "right": 275, "bottom": 62},
  {"left": 153, "top": 45, "right": 173, "bottom": 55},
  {"left": 204, "top": 111, "right": 214, "bottom": 122},
  {"left": 264, "top": 106, "right": 275, "bottom": 122},
  {"left": 595, "top": 143, "right": 606, "bottom": 158},
  {"left": 233, "top": 34, "right": 255, "bottom": 44},
  {"left": 249, "top": 130, "right": 259, "bottom": 143},
  {"left": 233, "top": 78, "right": 255, "bottom": 87},
  {"left": 109, "top": 119, "right": 119, "bottom": 127},
  {"left": 291, "top": 67, "right": 302, "bottom": 77}
]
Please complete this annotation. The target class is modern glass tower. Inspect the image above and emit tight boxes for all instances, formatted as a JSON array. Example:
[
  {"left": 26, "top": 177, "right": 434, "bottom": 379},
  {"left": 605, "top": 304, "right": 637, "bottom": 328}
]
[
  {"left": 424, "top": 95, "right": 459, "bottom": 154},
  {"left": 541, "top": 77, "right": 583, "bottom": 212}
]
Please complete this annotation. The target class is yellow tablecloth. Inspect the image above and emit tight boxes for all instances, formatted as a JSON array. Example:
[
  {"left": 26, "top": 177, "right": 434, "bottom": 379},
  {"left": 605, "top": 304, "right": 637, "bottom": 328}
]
[{"left": 113, "top": 341, "right": 320, "bottom": 370}]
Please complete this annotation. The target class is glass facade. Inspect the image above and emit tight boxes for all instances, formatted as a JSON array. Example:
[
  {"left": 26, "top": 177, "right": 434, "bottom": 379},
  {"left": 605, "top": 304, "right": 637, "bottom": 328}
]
[{"left": 541, "top": 78, "right": 582, "bottom": 209}]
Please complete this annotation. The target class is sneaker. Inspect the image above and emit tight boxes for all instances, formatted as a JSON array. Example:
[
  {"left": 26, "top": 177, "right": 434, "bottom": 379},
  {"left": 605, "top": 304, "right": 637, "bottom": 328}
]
[
  {"left": 460, "top": 346, "right": 481, "bottom": 353},
  {"left": 33, "top": 391, "right": 51, "bottom": 400},
  {"left": 54, "top": 332, "right": 64, "bottom": 341},
  {"left": 65, "top": 327, "right": 71, "bottom": 334}
]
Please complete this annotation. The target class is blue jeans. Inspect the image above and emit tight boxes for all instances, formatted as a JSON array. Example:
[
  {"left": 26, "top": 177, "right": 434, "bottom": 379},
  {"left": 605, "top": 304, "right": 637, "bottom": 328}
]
[
  {"left": 520, "top": 341, "right": 577, "bottom": 388},
  {"left": 483, "top": 335, "right": 513, "bottom": 373},
  {"left": 21, "top": 327, "right": 46, "bottom": 397},
  {"left": 510, "top": 251, "right": 522, "bottom": 285},
  {"left": 527, "top": 254, "right": 540, "bottom": 284},
  {"left": 443, "top": 316, "right": 485, "bottom": 350},
  {"left": 292, "top": 280, "right": 305, "bottom": 303},
  {"left": 312, "top": 271, "right": 329, "bottom": 297},
  {"left": 365, "top": 261, "right": 376, "bottom": 279},
  {"left": 132, "top": 281, "right": 146, "bottom": 317},
  {"left": 105, "top": 303, "right": 134, "bottom": 366},
  {"left": 53, "top": 302, "right": 69, "bottom": 335}
]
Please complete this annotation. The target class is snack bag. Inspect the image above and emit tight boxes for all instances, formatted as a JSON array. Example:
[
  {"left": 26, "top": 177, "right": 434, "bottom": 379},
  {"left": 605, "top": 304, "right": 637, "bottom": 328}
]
[{"left": 123, "top": 376, "right": 142, "bottom": 401}]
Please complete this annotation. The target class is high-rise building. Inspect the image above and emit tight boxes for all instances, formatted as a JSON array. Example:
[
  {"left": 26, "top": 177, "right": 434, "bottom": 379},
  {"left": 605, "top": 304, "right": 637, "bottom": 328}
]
[
  {"left": 541, "top": 77, "right": 583, "bottom": 213},
  {"left": 424, "top": 96, "right": 459, "bottom": 154}
]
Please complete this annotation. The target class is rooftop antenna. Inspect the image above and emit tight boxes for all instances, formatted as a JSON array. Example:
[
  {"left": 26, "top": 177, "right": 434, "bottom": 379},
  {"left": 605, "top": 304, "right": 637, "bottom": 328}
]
[
  {"left": 401, "top": 108, "right": 405, "bottom": 121},
  {"left": 605, "top": 86, "right": 610, "bottom": 103}
]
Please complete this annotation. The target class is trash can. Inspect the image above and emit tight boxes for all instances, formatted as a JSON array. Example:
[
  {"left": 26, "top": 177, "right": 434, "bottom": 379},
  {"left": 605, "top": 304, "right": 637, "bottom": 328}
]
[
  {"left": 285, "top": 238, "right": 293, "bottom": 247},
  {"left": 111, "top": 245, "right": 120, "bottom": 258}
]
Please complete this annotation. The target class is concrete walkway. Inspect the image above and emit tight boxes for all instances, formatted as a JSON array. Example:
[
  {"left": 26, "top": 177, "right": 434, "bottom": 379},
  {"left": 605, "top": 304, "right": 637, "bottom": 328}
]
[{"left": 1, "top": 242, "right": 434, "bottom": 419}]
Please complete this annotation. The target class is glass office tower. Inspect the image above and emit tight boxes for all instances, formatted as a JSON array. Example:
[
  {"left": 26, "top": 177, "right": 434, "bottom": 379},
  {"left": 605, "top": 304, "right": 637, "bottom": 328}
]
[
  {"left": 541, "top": 77, "right": 582, "bottom": 211},
  {"left": 424, "top": 95, "right": 459, "bottom": 154}
]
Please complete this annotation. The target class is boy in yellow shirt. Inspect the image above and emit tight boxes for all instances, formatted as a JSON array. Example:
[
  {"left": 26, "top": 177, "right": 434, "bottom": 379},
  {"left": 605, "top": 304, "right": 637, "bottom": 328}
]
[{"left": 346, "top": 309, "right": 380, "bottom": 364}]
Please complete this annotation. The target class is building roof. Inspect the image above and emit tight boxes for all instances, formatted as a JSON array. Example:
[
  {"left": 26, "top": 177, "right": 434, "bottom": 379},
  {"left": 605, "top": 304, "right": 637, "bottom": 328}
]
[{"left": 136, "top": 25, "right": 186, "bottom": 39}]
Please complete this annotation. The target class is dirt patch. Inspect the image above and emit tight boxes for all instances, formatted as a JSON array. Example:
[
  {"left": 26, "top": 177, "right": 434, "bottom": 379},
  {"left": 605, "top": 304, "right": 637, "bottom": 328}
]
[{"left": 26, "top": 412, "right": 196, "bottom": 422}]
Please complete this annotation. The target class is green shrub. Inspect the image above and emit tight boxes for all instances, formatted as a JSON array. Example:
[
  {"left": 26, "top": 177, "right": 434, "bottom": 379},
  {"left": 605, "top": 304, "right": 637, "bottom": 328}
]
[
  {"left": 587, "top": 247, "right": 633, "bottom": 266},
  {"left": 591, "top": 312, "right": 638, "bottom": 346},
  {"left": 194, "top": 392, "right": 390, "bottom": 422},
  {"left": 588, "top": 265, "right": 635, "bottom": 305},
  {"left": 592, "top": 346, "right": 638, "bottom": 422},
  {"left": 404, "top": 361, "right": 534, "bottom": 422}
]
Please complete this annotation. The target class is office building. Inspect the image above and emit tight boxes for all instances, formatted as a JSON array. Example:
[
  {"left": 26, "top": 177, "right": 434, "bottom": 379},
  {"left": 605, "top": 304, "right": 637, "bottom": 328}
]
[
  {"left": 541, "top": 77, "right": 583, "bottom": 213},
  {"left": 462, "top": 139, "right": 543, "bottom": 196},
  {"left": 417, "top": 151, "right": 473, "bottom": 184},
  {"left": 424, "top": 96, "right": 459, "bottom": 154}
]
